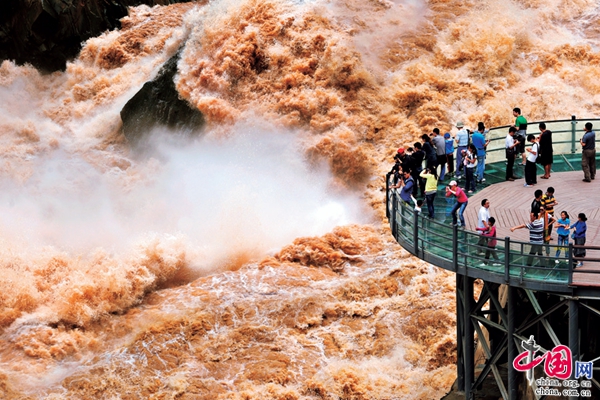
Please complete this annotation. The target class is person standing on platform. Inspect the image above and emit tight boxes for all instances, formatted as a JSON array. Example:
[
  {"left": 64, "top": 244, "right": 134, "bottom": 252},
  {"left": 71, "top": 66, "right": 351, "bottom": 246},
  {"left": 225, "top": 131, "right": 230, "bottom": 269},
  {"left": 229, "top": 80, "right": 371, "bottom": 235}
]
[
  {"left": 390, "top": 169, "right": 414, "bottom": 206},
  {"left": 524, "top": 134, "right": 539, "bottom": 187},
  {"left": 541, "top": 187, "right": 558, "bottom": 238},
  {"left": 580, "top": 122, "right": 596, "bottom": 182},
  {"left": 554, "top": 211, "right": 570, "bottom": 262},
  {"left": 570, "top": 213, "right": 588, "bottom": 267},
  {"left": 432, "top": 128, "right": 447, "bottom": 180},
  {"left": 444, "top": 132, "right": 455, "bottom": 178},
  {"left": 389, "top": 148, "right": 403, "bottom": 185},
  {"left": 476, "top": 199, "right": 491, "bottom": 254},
  {"left": 511, "top": 212, "right": 545, "bottom": 268},
  {"left": 455, "top": 121, "right": 469, "bottom": 181},
  {"left": 530, "top": 189, "right": 543, "bottom": 220},
  {"left": 412, "top": 142, "right": 425, "bottom": 197},
  {"left": 472, "top": 122, "right": 489, "bottom": 183},
  {"left": 446, "top": 180, "right": 468, "bottom": 227},
  {"left": 538, "top": 123, "right": 554, "bottom": 179},
  {"left": 505, "top": 127, "right": 520, "bottom": 181},
  {"left": 465, "top": 144, "right": 477, "bottom": 193},
  {"left": 421, "top": 134, "right": 437, "bottom": 171},
  {"left": 420, "top": 167, "right": 438, "bottom": 218},
  {"left": 478, "top": 217, "right": 499, "bottom": 265},
  {"left": 540, "top": 205, "right": 557, "bottom": 260},
  {"left": 513, "top": 107, "right": 528, "bottom": 166}
]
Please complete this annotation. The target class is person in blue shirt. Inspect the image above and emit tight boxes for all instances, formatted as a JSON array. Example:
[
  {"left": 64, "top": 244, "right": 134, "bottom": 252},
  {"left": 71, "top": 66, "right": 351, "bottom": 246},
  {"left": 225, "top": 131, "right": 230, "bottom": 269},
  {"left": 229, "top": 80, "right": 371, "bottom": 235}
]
[
  {"left": 580, "top": 122, "right": 596, "bottom": 182},
  {"left": 471, "top": 122, "right": 489, "bottom": 183},
  {"left": 570, "top": 213, "right": 587, "bottom": 267},
  {"left": 444, "top": 132, "right": 454, "bottom": 178},
  {"left": 390, "top": 169, "right": 415, "bottom": 205},
  {"left": 554, "top": 211, "right": 570, "bottom": 261}
]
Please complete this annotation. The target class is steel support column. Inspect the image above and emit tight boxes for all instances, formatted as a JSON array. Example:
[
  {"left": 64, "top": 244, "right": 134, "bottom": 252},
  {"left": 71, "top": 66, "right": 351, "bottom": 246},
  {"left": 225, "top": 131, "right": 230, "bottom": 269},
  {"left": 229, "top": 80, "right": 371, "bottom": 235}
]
[
  {"left": 456, "top": 274, "right": 464, "bottom": 392},
  {"left": 464, "top": 276, "right": 474, "bottom": 399},
  {"left": 570, "top": 299, "right": 579, "bottom": 400},
  {"left": 507, "top": 285, "right": 517, "bottom": 400}
]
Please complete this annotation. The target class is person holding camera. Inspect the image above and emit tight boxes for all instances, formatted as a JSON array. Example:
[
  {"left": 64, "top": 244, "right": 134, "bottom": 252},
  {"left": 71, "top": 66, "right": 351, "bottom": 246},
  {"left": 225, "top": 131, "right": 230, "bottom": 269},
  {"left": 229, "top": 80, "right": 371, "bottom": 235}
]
[
  {"left": 420, "top": 167, "right": 439, "bottom": 218},
  {"left": 454, "top": 121, "right": 469, "bottom": 180},
  {"left": 464, "top": 144, "right": 477, "bottom": 193},
  {"left": 446, "top": 180, "right": 468, "bottom": 227},
  {"left": 390, "top": 169, "right": 415, "bottom": 206}
]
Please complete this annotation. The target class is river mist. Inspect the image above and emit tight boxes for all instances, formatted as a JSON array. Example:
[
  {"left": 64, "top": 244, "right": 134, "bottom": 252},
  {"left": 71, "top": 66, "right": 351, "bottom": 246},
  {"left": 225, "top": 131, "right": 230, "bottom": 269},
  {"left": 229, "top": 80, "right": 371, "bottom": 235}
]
[{"left": 1, "top": 0, "right": 600, "bottom": 398}]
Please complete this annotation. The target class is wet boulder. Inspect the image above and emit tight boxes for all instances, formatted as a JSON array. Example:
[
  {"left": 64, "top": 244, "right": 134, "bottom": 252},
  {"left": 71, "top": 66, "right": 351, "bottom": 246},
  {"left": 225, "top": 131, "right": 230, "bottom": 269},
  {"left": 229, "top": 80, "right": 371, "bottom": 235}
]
[{"left": 120, "top": 50, "right": 204, "bottom": 145}]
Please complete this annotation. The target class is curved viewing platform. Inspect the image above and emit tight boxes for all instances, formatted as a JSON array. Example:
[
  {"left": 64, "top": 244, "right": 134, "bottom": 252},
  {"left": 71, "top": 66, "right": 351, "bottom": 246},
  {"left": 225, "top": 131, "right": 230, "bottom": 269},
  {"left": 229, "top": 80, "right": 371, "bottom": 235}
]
[{"left": 386, "top": 117, "right": 600, "bottom": 298}]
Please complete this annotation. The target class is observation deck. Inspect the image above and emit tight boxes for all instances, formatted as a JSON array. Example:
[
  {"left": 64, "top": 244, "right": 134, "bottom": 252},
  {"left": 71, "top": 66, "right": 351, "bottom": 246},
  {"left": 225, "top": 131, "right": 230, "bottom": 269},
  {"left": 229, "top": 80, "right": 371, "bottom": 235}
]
[{"left": 385, "top": 117, "right": 600, "bottom": 400}]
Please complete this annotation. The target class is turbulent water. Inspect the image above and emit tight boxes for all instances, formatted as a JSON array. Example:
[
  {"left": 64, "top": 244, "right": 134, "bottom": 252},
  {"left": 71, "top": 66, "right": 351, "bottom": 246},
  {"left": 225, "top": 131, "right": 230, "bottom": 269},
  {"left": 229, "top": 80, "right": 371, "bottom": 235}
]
[{"left": 1, "top": 0, "right": 600, "bottom": 398}]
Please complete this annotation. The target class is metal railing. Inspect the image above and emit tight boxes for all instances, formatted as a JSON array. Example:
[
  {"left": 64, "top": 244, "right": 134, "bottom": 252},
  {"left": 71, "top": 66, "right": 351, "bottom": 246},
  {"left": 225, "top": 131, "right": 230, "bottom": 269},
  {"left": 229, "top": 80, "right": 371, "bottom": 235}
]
[
  {"left": 482, "top": 115, "right": 600, "bottom": 164},
  {"left": 387, "top": 186, "right": 600, "bottom": 292}
]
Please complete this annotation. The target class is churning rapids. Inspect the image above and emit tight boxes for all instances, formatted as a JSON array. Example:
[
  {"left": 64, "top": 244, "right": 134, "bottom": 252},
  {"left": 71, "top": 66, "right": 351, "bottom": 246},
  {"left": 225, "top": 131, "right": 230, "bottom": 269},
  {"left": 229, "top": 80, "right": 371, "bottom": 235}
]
[{"left": 2, "top": 0, "right": 600, "bottom": 398}]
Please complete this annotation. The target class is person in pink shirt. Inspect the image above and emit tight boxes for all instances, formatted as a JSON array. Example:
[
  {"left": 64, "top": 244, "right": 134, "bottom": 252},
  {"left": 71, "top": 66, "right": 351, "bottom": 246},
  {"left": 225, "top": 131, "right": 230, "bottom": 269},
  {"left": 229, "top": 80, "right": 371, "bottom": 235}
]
[
  {"left": 478, "top": 216, "right": 499, "bottom": 265},
  {"left": 445, "top": 180, "right": 469, "bottom": 227}
]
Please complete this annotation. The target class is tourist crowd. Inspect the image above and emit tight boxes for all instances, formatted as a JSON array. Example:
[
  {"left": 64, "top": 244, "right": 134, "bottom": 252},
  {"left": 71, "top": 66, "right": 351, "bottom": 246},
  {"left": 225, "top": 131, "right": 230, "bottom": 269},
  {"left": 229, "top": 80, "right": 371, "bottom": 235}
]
[{"left": 388, "top": 108, "right": 596, "bottom": 268}]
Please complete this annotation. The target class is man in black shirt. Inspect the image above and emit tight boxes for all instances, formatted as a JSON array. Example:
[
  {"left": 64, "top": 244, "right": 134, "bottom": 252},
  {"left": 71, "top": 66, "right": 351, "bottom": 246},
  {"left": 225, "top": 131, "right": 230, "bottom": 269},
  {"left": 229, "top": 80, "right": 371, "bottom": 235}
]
[
  {"left": 530, "top": 189, "right": 543, "bottom": 220},
  {"left": 411, "top": 142, "right": 425, "bottom": 197}
]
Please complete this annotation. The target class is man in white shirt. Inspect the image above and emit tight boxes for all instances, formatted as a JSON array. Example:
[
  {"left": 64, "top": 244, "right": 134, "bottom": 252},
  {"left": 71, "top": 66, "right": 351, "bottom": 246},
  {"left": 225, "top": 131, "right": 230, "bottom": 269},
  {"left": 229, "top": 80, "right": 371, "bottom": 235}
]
[
  {"left": 476, "top": 198, "right": 491, "bottom": 253},
  {"left": 524, "top": 134, "right": 539, "bottom": 187}
]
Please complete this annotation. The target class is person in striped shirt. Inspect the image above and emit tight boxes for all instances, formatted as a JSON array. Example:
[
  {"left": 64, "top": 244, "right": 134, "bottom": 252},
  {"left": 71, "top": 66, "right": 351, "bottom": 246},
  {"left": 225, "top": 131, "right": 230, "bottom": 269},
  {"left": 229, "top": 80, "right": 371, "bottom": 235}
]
[
  {"left": 541, "top": 187, "right": 558, "bottom": 237},
  {"left": 511, "top": 212, "right": 545, "bottom": 267}
]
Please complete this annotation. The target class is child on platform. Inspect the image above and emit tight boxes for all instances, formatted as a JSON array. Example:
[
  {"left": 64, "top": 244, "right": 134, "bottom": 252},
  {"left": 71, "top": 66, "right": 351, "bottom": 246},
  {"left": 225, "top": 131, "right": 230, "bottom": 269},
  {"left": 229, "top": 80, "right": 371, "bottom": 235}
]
[
  {"left": 554, "top": 211, "right": 570, "bottom": 263},
  {"left": 478, "top": 216, "right": 499, "bottom": 265}
]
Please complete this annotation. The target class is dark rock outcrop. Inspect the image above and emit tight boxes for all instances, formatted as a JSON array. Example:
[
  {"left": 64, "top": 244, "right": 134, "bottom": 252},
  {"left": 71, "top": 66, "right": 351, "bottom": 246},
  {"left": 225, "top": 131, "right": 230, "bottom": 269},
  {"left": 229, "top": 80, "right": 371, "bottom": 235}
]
[
  {"left": 120, "top": 51, "right": 204, "bottom": 146},
  {"left": 0, "top": 0, "right": 190, "bottom": 72}
]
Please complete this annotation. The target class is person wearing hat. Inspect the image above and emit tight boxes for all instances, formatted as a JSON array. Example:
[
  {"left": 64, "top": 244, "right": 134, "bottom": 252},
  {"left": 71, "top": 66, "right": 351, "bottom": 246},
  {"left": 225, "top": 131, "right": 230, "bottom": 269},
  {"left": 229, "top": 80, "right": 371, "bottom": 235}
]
[
  {"left": 444, "top": 132, "right": 455, "bottom": 178},
  {"left": 455, "top": 121, "right": 469, "bottom": 181},
  {"left": 570, "top": 213, "right": 588, "bottom": 267},
  {"left": 389, "top": 148, "right": 403, "bottom": 185},
  {"left": 445, "top": 180, "right": 469, "bottom": 227}
]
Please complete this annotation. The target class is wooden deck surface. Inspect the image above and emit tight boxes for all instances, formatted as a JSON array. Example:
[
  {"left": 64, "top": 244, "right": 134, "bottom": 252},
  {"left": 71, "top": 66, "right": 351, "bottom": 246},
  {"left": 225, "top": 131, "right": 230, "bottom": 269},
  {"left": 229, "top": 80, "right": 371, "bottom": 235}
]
[{"left": 464, "top": 170, "right": 600, "bottom": 287}]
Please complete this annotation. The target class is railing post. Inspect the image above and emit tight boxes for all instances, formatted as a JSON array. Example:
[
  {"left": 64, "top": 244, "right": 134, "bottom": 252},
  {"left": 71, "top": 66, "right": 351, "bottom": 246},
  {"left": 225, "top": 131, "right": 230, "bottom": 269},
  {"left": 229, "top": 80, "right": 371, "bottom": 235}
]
[
  {"left": 391, "top": 191, "right": 397, "bottom": 239},
  {"left": 413, "top": 210, "right": 419, "bottom": 256},
  {"left": 464, "top": 277, "right": 474, "bottom": 398},
  {"left": 456, "top": 275, "right": 464, "bottom": 391},
  {"left": 568, "top": 242, "right": 574, "bottom": 285},
  {"left": 507, "top": 285, "right": 517, "bottom": 400},
  {"left": 385, "top": 173, "right": 391, "bottom": 219},
  {"left": 453, "top": 223, "right": 459, "bottom": 272},
  {"left": 571, "top": 115, "right": 577, "bottom": 154},
  {"left": 504, "top": 237, "right": 511, "bottom": 283}
]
